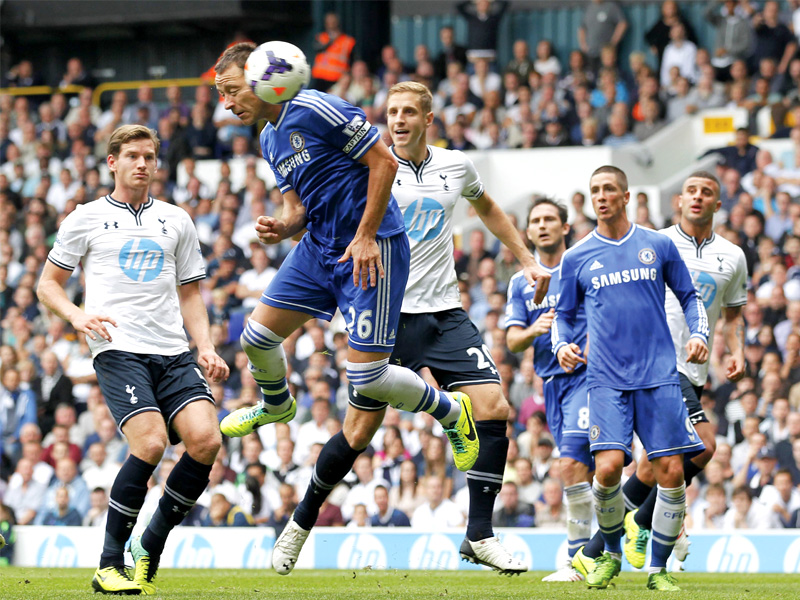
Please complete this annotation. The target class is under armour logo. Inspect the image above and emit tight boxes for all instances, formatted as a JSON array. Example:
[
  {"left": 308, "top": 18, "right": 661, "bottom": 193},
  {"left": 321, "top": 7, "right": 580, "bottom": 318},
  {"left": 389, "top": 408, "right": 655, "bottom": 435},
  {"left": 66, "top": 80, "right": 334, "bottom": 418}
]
[
  {"left": 126, "top": 384, "right": 138, "bottom": 404},
  {"left": 439, "top": 174, "right": 449, "bottom": 191},
  {"left": 158, "top": 218, "right": 167, "bottom": 234},
  {"left": 396, "top": 179, "right": 401, "bottom": 186},
  {"left": 483, "top": 486, "right": 500, "bottom": 495},
  {"left": 717, "top": 256, "right": 724, "bottom": 272},
  {"left": 172, "top": 506, "right": 190, "bottom": 516},
  {"left": 104, "top": 222, "right": 118, "bottom": 229},
  {"left": 126, "top": 522, "right": 134, "bottom": 529}
]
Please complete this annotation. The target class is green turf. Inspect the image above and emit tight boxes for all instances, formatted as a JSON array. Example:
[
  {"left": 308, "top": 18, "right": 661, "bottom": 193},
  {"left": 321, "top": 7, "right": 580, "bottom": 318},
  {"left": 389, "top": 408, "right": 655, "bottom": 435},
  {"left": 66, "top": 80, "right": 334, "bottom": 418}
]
[{"left": 0, "top": 568, "right": 798, "bottom": 599}]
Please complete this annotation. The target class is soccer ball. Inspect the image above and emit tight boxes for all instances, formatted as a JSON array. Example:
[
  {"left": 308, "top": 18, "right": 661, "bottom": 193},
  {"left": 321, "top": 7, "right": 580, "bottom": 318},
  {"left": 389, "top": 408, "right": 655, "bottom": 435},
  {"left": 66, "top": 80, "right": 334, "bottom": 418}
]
[{"left": 244, "top": 41, "right": 310, "bottom": 104}]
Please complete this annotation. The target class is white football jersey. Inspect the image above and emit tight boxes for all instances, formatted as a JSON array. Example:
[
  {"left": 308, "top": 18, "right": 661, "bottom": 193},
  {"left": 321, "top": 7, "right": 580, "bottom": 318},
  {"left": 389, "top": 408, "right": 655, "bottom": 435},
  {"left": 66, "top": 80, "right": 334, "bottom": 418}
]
[
  {"left": 391, "top": 145, "right": 484, "bottom": 313},
  {"left": 48, "top": 196, "right": 206, "bottom": 358},
  {"left": 660, "top": 224, "right": 747, "bottom": 386}
]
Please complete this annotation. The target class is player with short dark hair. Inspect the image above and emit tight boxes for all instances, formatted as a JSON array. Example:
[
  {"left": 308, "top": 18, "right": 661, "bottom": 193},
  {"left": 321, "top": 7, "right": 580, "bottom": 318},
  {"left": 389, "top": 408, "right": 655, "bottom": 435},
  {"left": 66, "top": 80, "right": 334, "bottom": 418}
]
[
  {"left": 506, "top": 197, "right": 593, "bottom": 582},
  {"left": 213, "top": 44, "right": 549, "bottom": 576},
  {"left": 37, "top": 124, "right": 229, "bottom": 595},
  {"left": 553, "top": 165, "right": 709, "bottom": 591}
]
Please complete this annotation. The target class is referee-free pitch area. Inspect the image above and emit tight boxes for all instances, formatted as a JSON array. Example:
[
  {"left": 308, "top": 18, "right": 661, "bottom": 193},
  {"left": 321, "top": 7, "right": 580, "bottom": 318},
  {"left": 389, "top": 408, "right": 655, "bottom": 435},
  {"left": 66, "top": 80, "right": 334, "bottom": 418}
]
[{"left": 0, "top": 568, "right": 796, "bottom": 599}]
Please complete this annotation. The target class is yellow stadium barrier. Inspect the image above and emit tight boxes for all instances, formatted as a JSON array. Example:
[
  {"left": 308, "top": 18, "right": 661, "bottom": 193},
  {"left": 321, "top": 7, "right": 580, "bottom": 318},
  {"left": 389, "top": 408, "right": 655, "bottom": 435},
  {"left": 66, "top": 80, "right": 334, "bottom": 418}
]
[{"left": 0, "top": 79, "right": 208, "bottom": 107}]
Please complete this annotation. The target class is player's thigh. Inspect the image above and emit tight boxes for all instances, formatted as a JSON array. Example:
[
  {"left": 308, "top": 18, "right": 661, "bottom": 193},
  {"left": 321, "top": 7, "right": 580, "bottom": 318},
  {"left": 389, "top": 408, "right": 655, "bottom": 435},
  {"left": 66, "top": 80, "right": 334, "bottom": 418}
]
[
  {"left": 152, "top": 352, "right": 217, "bottom": 446},
  {"left": 587, "top": 386, "right": 634, "bottom": 462},
  {"left": 171, "top": 399, "right": 221, "bottom": 464},
  {"left": 94, "top": 350, "right": 165, "bottom": 451},
  {"left": 120, "top": 411, "right": 168, "bottom": 464},
  {"left": 342, "top": 404, "right": 387, "bottom": 451},
  {"left": 632, "top": 384, "right": 704, "bottom": 461},
  {"left": 258, "top": 236, "right": 338, "bottom": 335},
  {"left": 334, "top": 233, "right": 409, "bottom": 354},
  {"left": 416, "top": 309, "right": 502, "bottom": 392},
  {"left": 636, "top": 450, "right": 656, "bottom": 486}
]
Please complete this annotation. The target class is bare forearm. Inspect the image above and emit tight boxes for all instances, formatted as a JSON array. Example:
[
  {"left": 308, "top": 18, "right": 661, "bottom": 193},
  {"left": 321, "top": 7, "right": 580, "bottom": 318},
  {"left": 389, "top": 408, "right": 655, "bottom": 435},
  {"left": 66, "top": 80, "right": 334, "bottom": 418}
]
[
  {"left": 179, "top": 285, "right": 214, "bottom": 352},
  {"left": 507, "top": 325, "right": 537, "bottom": 353},
  {"left": 356, "top": 157, "right": 396, "bottom": 240},
  {"left": 475, "top": 195, "right": 535, "bottom": 268},
  {"left": 723, "top": 310, "right": 745, "bottom": 357},
  {"left": 37, "top": 278, "right": 82, "bottom": 325}
]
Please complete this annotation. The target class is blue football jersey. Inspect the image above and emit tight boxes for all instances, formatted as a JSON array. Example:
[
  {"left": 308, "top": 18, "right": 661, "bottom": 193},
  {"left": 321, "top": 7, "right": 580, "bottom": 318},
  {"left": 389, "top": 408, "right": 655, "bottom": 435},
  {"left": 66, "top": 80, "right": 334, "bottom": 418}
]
[
  {"left": 505, "top": 261, "right": 587, "bottom": 379},
  {"left": 552, "top": 225, "right": 708, "bottom": 390},
  {"left": 259, "top": 89, "right": 405, "bottom": 248}
]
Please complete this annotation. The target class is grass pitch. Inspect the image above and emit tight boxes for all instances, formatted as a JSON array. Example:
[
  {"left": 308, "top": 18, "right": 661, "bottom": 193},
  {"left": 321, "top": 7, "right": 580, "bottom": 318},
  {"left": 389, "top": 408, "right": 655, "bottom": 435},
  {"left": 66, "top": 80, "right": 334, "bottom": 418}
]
[{"left": 0, "top": 568, "right": 797, "bottom": 599}]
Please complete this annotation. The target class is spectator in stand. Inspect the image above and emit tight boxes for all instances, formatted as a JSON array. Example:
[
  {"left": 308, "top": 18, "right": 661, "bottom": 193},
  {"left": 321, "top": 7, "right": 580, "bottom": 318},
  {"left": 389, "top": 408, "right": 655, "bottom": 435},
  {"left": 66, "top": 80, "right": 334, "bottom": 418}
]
[
  {"left": 267, "top": 483, "right": 298, "bottom": 537},
  {"left": 3, "top": 457, "right": 46, "bottom": 525},
  {"left": 534, "top": 477, "right": 566, "bottom": 528},
  {"left": 341, "top": 454, "right": 389, "bottom": 521},
  {"left": 58, "top": 57, "right": 96, "bottom": 92},
  {"left": 411, "top": 475, "right": 464, "bottom": 529},
  {"left": 434, "top": 26, "right": 468, "bottom": 83},
  {"left": 0, "top": 367, "right": 37, "bottom": 464},
  {"left": 533, "top": 40, "right": 561, "bottom": 78},
  {"left": 310, "top": 12, "right": 355, "bottom": 92},
  {"left": 505, "top": 40, "right": 535, "bottom": 84},
  {"left": 469, "top": 57, "right": 502, "bottom": 102},
  {"left": 370, "top": 484, "right": 410, "bottom": 527},
  {"left": 579, "top": 0, "right": 628, "bottom": 71},
  {"left": 84, "top": 487, "right": 110, "bottom": 527},
  {"left": 200, "top": 492, "right": 254, "bottom": 527},
  {"left": 685, "top": 73, "right": 727, "bottom": 114},
  {"left": 492, "top": 481, "right": 535, "bottom": 527},
  {"left": 457, "top": 0, "right": 509, "bottom": 62},
  {"left": 724, "top": 485, "right": 772, "bottom": 529},
  {"left": 706, "top": 0, "right": 755, "bottom": 80},
  {"left": 660, "top": 23, "right": 697, "bottom": 88},
  {"left": 751, "top": 1, "right": 796, "bottom": 75},
  {"left": 666, "top": 76, "right": 693, "bottom": 122},
  {"left": 40, "top": 457, "right": 90, "bottom": 518},
  {"left": 645, "top": 1, "right": 698, "bottom": 72},
  {"left": 704, "top": 129, "right": 760, "bottom": 178},
  {"left": 36, "top": 486, "right": 83, "bottom": 526},
  {"left": 602, "top": 113, "right": 637, "bottom": 147},
  {"left": 634, "top": 99, "right": 666, "bottom": 141},
  {"left": 184, "top": 103, "right": 218, "bottom": 160}
]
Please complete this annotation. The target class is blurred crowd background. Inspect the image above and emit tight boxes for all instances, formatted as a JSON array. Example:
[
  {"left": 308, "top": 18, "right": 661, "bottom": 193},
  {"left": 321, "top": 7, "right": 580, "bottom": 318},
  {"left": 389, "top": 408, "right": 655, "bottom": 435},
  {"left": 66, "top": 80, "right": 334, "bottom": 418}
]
[{"left": 2, "top": 0, "right": 800, "bottom": 564}]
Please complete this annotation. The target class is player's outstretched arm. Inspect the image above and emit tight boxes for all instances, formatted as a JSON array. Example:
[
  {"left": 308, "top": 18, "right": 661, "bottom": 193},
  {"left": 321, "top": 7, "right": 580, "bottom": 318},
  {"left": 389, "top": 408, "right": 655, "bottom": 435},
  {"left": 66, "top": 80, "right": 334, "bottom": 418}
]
[
  {"left": 36, "top": 261, "right": 117, "bottom": 342},
  {"left": 339, "top": 142, "right": 398, "bottom": 290},
  {"left": 470, "top": 191, "right": 549, "bottom": 303},
  {"left": 178, "top": 281, "right": 229, "bottom": 383},
  {"left": 722, "top": 305, "right": 746, "bottom": 380},
  {"left": 256, "top": 189, "right": 307, "bottom": 245}
]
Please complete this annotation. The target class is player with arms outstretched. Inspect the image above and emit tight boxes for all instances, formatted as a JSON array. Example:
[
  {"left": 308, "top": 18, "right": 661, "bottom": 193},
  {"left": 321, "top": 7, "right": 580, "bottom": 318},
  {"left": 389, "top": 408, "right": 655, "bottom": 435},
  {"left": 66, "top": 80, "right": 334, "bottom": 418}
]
[
  {"left": 552, "top": 166, "right": 708, "bottom": 591},
  {"left": 506, "top": 198, "right": 593, "bottom": 582},
  {"left": 37, "top": 125, "right": 229, "bottom": 595},
  {"left": 213, "top": 45, "right": 548, "bottom": 575}
]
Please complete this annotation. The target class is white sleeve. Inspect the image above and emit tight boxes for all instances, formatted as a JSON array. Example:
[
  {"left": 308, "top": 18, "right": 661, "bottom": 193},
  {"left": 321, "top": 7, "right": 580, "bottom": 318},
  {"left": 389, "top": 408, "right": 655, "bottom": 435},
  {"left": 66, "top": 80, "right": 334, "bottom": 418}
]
[
  {"left": 47, "top": 207, "right": 89, "bottom": 271},
  {"left": 459, "top": 152, "right": 485, "bottom": 201},
  {"left": 723, "top": 248, "right": 748, "bottom": 308},
  {"left": 175, "top": 210, "right": 206, "bottom": 285}
]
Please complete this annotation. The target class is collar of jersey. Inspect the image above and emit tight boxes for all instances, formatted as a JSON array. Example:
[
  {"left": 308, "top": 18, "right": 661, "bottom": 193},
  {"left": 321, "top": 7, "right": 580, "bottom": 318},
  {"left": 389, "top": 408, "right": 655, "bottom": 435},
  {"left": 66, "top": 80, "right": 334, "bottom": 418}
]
[
  {"left": 273, "top": 98, "right": 292, "bottom": 130},
  {"left": 591, "top": 223, "right": 636, "bottom": 246},
  {"left": 534, "top": 253, "right": 561, "bottom": 274},
  {"left": 105, "top": 195, "right": 154, "bottom": 214},
  {"left": 391, "top": 144, "right": 433, "bottom": 178},
  {"left": 675, "top": 223, "right": 715, "bottom": 249}
]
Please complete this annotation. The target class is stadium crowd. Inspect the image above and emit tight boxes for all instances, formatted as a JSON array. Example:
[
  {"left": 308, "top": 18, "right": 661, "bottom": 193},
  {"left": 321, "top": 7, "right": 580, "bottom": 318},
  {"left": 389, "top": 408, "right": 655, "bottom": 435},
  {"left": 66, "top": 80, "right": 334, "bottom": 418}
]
[{"left": 3, "top": 0, "right": 800, "bottom": 564}]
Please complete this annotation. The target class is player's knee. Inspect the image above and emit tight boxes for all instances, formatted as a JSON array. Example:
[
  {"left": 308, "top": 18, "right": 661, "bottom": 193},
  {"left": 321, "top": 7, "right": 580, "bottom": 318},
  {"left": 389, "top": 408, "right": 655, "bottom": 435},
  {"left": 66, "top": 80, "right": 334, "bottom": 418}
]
[
  {"left": 593, "top": 457, "right": 623, "bottom": 486},
  {"left": 346, "top": 359, "right": 390, "bottom": 400},
  {"left": 559, "top": 456, "right": 589, "bottom": 486},
  {"left": 183, "top": 425, "right": 222, "bottom": 464},
  {"left": 459, "top": 386, "right": 508, "bottom": 421},
  {"left": 239, "top": 329, "right": 259, "bottom": 360},
  {"left": 656, "top": 457, "right": 685, "bottom": 487},
  {"left": 132, "top": 433, "right": 168, "bottom": 464}
]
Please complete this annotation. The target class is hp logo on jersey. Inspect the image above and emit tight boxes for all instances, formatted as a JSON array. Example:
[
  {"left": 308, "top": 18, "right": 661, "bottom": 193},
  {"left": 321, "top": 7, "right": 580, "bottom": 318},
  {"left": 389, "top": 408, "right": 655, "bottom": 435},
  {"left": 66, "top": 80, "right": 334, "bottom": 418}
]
[
  {"left": 691, "top": 270, "right": 718, "bottom": 309},
  {"left": 119, "top": 239, "right": 165, "bottom": 282},
  {"left": 404, "top": 197, "right": 445, "bottom": 242}
]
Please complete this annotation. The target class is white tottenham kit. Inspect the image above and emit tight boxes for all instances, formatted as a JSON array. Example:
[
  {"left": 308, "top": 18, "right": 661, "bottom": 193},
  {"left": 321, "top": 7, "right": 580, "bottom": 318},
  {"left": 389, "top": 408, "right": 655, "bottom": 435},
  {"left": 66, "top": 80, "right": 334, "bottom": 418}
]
[
  {"left": 391, "top": 145, "right": 484, "bottom": 313},
  {"left": 660, "top": 224, "right": 748, "bottom": 386},
  {"left": 47, "top": 196, "right": 207, "bottom": 357}
]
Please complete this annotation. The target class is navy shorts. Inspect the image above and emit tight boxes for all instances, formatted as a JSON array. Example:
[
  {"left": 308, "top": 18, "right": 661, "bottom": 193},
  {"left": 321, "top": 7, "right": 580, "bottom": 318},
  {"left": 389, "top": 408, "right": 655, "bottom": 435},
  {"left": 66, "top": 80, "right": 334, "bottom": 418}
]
[
  {"left": 261, "top": 233, "right": 409, "bottom": 353},
  {"left": 349, "top": 308, "right": 501, "bottom": 411},
  {"left": 543, "top": 371, "right": 593, "bottom": 468},
  {"left": 679, "top": 372, "right": 708, "bottom": 425},
  {"left": 588, "top": 383, "right": 705, "bottom": 462},
  {"left": 94, "top": 350, "right": 214, "bottom": 444}
]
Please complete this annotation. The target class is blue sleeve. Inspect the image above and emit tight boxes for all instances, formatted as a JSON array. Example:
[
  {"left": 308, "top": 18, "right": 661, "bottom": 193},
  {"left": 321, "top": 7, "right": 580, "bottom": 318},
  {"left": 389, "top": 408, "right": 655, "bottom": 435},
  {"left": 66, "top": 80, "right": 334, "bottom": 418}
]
[
  {"left": 663, "top": 238, "right": 709, "bottom": 342},
  {"left": 504, "top": 276, "right": 529, "bottom": 329},
  {"left": 552, "top": 253, "right": 580, "bottom": 354},
  {"left": 306, "top": 94, "right": 381, "bottom": 160},
  {"left": 14, "top": 391, "right": 38, "bottom": 439}
]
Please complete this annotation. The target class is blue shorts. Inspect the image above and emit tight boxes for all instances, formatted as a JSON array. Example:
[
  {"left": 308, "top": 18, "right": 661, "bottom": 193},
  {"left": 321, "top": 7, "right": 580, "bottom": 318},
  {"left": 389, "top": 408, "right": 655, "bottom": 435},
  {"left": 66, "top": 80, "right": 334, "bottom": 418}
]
[
  {"left": 543, "top": 371, "right": 593, "bottom": 467},
  {"left": 94, "top": 350, "right": 214, "bottom": 445},
  {"left": 587, "top": 384, "right": 705, "bottom": 462},
  {"left": 348, "top": 308, "right": 501, "bottom": 411},
  {"left": 261, "top": 233, "right": 409, "bottom": 353}
]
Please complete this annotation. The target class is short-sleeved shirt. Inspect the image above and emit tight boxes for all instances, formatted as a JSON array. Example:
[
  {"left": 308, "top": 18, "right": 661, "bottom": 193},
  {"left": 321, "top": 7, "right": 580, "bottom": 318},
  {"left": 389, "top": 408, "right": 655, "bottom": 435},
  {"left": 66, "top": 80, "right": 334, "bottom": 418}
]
[
  {"left": 660, "top": 225, "right": 747, "bottom": 386},
  {"left": 260, "top": 89, "right": 405, "bottom": 249},
  {"left": 47, "top": 196, "right": 206, "bottom": 357}
]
